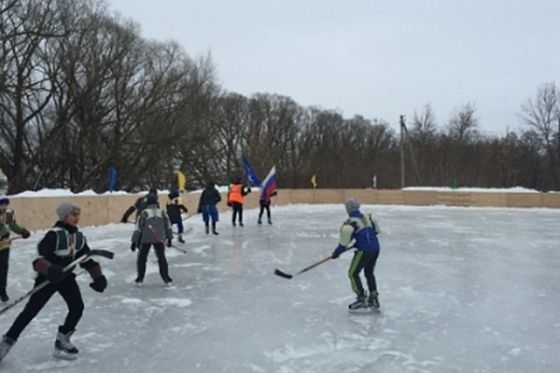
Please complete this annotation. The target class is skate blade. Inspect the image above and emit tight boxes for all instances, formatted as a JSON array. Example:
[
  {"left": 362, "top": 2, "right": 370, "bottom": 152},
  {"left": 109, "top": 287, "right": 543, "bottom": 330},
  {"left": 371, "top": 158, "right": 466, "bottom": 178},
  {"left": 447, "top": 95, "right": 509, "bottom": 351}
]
[
  {"left": 348, "top": 307, "right": 378, "bottom": 315},
  {"left": 53, "top": 350, "right": 78, "bottom": 360}
]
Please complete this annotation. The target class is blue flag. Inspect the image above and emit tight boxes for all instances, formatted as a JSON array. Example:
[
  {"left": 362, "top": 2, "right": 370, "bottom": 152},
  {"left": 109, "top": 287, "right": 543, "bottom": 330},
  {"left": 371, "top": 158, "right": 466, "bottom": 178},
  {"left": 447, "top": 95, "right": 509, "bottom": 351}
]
[
  {"left": 108, "top": 166, "right": 117, "bottom": 192},
  {"left": 241, "top": 156, "right": 261, "bottom": 187}
]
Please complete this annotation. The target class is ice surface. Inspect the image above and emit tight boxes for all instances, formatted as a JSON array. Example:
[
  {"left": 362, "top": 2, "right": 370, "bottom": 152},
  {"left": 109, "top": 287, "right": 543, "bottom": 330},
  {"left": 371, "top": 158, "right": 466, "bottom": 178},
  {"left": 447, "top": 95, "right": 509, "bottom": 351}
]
[{"left": 1, "top": 204, "right": 559, "bottom": 372}]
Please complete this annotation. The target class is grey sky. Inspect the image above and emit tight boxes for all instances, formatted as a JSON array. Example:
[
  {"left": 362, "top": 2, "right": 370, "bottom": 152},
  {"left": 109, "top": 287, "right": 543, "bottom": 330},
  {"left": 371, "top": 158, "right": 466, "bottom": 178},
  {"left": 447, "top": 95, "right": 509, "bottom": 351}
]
[{"left": 106, "top": 0, "right": 559, "bottom": 134}]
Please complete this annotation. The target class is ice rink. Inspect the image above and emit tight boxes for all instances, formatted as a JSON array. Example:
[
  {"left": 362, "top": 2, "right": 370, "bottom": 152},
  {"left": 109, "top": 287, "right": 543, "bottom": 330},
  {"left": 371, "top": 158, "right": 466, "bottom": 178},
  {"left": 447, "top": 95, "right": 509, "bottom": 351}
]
[{"left": 1, "top": 204, "right": 559, "bottom": 372}]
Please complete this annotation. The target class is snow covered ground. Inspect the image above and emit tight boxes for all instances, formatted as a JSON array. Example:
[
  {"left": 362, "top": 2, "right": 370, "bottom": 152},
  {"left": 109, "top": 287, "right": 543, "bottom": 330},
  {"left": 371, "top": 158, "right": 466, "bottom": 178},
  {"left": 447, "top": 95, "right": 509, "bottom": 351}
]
[{"left": 1, "top": 204, "right": 559, "bottom": 373}]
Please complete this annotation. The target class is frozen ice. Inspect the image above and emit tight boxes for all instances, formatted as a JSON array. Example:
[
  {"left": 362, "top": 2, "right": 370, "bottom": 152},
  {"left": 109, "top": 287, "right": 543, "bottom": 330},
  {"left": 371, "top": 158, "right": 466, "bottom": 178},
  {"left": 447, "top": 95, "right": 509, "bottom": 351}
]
[{"left": 1, "top": 204, "right": 559, "bottom": 372}]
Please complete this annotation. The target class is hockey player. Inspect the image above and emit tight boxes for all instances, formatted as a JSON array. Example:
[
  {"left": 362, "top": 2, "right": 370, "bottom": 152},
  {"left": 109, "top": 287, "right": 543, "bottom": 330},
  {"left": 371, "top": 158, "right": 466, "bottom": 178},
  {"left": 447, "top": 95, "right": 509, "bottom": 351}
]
[
  {"left": 197, "top": 182, "right": 222, "bottom": 235},
  {"left": 331, "top": 198, "right": 381, "bottom": 310},
  {"left": 227, "top": 178, "right": 251, "bottom": 227},
  {"left": 166, "top": 189, "right": 188, "bottom": 243},
  {"left": 131, "top": 193, "right": 173, "bottom": 286},
  {"left": 0, "top": 203, "right": 107, "bottom": 361},
  {"left": 0, "top": 196, "right": 31, "bottom": 302}
]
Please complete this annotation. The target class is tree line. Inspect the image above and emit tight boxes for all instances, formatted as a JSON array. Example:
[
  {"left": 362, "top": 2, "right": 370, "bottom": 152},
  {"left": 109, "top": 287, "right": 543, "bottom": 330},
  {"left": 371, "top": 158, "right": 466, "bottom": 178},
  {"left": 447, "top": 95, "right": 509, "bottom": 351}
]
[{"left": 1, "top": 0, "right": 559, "bottom": 194}]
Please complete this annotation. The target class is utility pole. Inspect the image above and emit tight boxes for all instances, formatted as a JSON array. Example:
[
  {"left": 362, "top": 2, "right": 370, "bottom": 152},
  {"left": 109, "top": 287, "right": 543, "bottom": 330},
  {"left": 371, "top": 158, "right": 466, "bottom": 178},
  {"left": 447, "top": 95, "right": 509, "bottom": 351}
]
[{"left": 400, "top": 115, "right": 405, "bottom": 189}]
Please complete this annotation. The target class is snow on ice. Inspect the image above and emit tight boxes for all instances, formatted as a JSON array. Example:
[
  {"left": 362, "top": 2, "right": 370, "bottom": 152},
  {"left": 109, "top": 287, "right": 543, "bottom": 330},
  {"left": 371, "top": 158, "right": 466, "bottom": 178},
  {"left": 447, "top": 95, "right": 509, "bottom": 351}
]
[{"left": 1, "top": 204, "right": 559, "bottom": 372}]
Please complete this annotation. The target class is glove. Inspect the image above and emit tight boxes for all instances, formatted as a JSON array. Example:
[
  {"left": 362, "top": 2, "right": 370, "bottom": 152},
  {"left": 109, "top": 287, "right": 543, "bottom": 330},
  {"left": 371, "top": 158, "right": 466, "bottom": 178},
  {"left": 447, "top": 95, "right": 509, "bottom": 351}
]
[
  {"left": 166, "top": 238, "right": 172, "bottom": 247},
  {"left": 197, "top": 208, "right": 202, "bottom": 214},
  {"left": 89, "top": 276, "right": 107, "bottom": 293},
  {"left": 121, "top": 217, "right": 128, "bottom": 223},
  {"left": 331, "top": 245, "right": 346, "bottom": 259},
  {"left": 21, "top": 229, "right": 31, "bottom": 239},
  {"left": 130, "top": 242, "right": 136, "bottom": 252},
  {"left": 46, "top": 264, "right": 65, "bottom": 283}
]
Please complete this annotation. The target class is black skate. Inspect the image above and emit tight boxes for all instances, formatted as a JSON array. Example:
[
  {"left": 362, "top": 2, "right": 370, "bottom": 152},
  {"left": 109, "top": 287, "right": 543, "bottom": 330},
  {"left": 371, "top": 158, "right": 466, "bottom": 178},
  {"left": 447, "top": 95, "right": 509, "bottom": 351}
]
[
  {"left": 178, "top": 236, "right": 185, "bottom": 243},
  {"left": 0, "top": 335, "right": 15, "bottom": 362},
  {"left": 348, "top": 294, "right": 367, "bottom": 310},
  {"left": 368, "top": 291, "right": 380, "bottom": 309}
]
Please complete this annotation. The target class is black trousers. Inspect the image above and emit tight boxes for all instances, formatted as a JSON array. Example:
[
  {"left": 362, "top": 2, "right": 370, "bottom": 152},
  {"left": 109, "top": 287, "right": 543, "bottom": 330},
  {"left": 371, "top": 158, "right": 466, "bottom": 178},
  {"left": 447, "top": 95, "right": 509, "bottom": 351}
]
[
  {"left": 0, "top": 248, "right": 10, "bottom": 296},
  {"left": 5, "top": 275, "right": 84, "bottom": 341},
  {"left": 258, "top": 200, "right": 271, "bottom": 221},
  {"left": 136, "top": 243, "right": 170, "bottom": 282},
  {"left": 348, "top": 251, "right": 379, "bottom": 296},
  {"left": 232, "top": 202, "right": 243, "bottom": 224}
]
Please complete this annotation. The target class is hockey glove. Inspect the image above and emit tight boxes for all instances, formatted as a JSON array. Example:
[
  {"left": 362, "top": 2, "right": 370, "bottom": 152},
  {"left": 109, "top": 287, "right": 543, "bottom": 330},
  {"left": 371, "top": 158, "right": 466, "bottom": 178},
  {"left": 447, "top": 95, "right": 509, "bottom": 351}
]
[
  {"left": 89, "top": 276, "right": 107, "bottom": 293},
  {"left": 331, "top": 245, "right": 346, "bottom": 259},
  {"left": 130, "top": 242, "right": 136, "bottom": 252},
  {"left": 21, "top": 229, "right": 31, "bottom": 239}
]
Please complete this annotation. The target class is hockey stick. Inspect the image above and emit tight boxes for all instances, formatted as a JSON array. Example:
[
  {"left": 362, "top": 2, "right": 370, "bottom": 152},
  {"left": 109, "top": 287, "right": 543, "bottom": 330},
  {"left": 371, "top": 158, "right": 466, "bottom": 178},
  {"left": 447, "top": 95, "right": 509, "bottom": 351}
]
[
  {"left": 0, "top": 236, "right": 22, "bottom": 252},
  {"left": 173, "top": 227, "right": 193, "bottom": 236},
  {"left": 147, "top": 225, "right": 187, "bottom": 254},
  {"left": 0, "top": 249, "right": 114, "bottom": 316},
  {"left": 274, "top": 246, "right": 355, "bottom": 280}
]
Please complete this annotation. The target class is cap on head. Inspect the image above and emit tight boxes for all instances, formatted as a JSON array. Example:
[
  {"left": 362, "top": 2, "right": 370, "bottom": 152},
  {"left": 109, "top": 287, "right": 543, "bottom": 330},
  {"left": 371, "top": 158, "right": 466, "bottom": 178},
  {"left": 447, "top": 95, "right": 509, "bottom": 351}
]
[
  {"left": 149, "top": 188, "right": 157, "bottom": 195},
  {"left": 56, "top": 202, "right": 80, "bottom": 221},
  {"left": 345, "top": 198, "right": 360, "bottom": 214},
  {"left": 235, "top": 177, "right": 242, "bottom": 184},
  {"left": 146, "top": 193, "right": 158, "bottom": 205},
  {"left": 0, "top": 195, "right": 9, "bottom": 205}
]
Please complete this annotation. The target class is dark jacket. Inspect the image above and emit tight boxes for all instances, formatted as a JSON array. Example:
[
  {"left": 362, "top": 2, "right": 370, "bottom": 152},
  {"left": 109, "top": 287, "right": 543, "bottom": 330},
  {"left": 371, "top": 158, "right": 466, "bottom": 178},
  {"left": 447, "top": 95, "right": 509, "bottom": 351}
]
[
  {"left": 166, "top": 198, "right": 188, "bottom": 223},
  {"left": 132, "top": 205, "right": 172, "bottom": 245},
  {"left": 121, "top": 192, "right": 158, "bottom": 222},
  {"left": 33, "top": 221, "right": 98, "bottom": 280},
  {"left": 197, "top": 185, "right": 222, "bottom": 212}
]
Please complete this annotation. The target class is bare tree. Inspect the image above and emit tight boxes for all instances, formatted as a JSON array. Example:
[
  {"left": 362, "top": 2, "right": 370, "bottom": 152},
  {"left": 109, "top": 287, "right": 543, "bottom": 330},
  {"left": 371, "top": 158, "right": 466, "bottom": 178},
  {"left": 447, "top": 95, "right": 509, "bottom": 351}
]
[{"left": 520, "top": 82, "right": 560, "bottom": 188}]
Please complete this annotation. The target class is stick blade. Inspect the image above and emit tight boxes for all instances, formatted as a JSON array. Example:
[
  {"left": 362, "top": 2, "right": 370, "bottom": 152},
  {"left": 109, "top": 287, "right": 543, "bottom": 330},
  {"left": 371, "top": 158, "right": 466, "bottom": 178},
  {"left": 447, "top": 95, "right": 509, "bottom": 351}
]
[
  {"left": 89, "top": 249, "right": 114, "bottom": 259},
  {"left": 274, "top": 269, "right": 293, "bottom": 279}
]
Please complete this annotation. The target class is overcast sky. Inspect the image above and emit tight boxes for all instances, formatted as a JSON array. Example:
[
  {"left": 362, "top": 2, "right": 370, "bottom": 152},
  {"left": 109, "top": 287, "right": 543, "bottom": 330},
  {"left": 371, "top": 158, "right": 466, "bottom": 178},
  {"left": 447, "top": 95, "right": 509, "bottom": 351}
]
[{"left": 106, "top": 0, "right": 559, "bottom": 134}]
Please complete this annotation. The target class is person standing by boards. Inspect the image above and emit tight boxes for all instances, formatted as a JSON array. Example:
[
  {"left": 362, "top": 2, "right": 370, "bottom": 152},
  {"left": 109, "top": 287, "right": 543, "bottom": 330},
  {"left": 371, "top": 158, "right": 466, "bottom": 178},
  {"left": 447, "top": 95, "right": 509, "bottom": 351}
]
[{"left": 227, "top": 177, "right": 251, "bottom": 227}]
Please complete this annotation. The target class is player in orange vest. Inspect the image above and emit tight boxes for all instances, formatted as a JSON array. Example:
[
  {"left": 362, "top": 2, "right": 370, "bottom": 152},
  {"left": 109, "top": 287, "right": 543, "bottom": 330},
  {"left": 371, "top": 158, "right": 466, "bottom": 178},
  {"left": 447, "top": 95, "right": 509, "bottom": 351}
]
[{"left": 227, "top": 178, "right": 251, "bottom": 227}]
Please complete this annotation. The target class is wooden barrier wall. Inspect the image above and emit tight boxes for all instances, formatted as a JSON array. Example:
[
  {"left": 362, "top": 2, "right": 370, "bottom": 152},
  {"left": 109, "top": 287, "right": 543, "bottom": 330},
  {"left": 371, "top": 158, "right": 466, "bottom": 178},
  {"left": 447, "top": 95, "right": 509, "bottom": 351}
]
[{"left": 6, "top": 189, "right": 560, "bottom": 230}]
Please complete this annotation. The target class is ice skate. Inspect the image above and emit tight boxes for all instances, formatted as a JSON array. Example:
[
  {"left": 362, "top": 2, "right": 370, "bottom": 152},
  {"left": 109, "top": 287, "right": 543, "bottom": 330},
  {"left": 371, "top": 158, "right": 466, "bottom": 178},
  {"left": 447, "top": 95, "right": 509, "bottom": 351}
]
[
  {"left": 348, "top": 294, "right": 367, "bottom": 310},
  {"left": 368, "top": 291, "right": 380, "bottom": 309},
  {"left": 0, "top": 335, "right": 15, "bottom": 362},
  {"left": 53, "top": 330, "right": 79, "bottom": 360}
]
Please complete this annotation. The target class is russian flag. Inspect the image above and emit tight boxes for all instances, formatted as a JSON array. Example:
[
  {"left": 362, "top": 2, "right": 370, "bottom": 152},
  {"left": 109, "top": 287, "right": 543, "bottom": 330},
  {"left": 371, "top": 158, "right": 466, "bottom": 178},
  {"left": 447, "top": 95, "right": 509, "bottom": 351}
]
[{"left": 261, "top": 166, "right": 278, "bottom": 201}]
